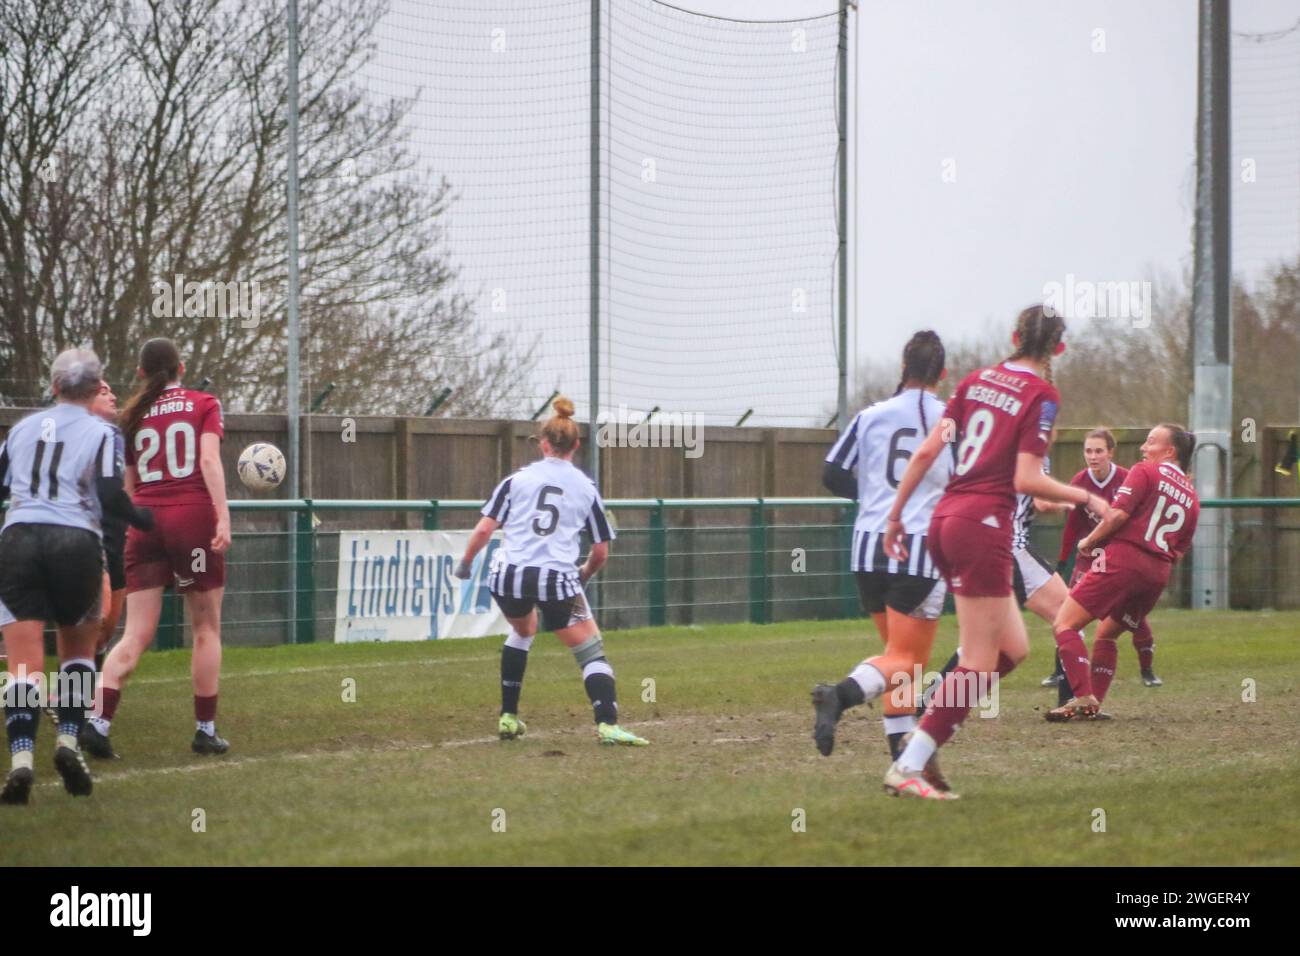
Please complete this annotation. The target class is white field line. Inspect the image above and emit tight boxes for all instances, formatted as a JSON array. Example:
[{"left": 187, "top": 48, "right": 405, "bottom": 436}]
[
  {"left": 130, "top": 634, "right": 849, "bottom": 686},
  {"left": 34, "top": 710, "right": 804, "bottom": 790}
]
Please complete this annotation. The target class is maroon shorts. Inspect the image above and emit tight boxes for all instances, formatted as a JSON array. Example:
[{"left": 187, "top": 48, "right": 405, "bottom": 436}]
[
  {"left": 1069, "top": 545, "right": 1169, "bottom": 629},
  {"left": 926, "top": 513, "right": 1013, "bottom": 598},
  {"left": 124, "top": 503, "right": 225, "bottom": 593}
]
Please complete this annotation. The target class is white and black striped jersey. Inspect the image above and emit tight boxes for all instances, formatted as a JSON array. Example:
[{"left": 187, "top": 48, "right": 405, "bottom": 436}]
[
  {"left": 1011, "top": 455, "right": 1050, "bottom": 551},
  {"left": 480, "top": 456, "right": 614, "bottom": 600},
  {"left": 1, "top": 404, "right": 122, "bottom": 538},
  {"left": 826, "top": 388, "right": 953, "bottom": 576}
]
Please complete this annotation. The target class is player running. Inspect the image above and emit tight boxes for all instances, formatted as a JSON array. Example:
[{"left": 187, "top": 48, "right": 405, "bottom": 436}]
[
  {"left": 455, "top": 397, "right": 648, "bottom": 747},
  {"left": 0, "top": 350, "right": 153, "bottom": 804},
  {"left": 810, "top": 331, "right": 954, "bottom": 787},
  {"left": 84, "top": 339, "right": 232, "bottom": 758},
  {"left": 1046, "top": 428, "right": 1162, "bottom": 689},
  {"left": 881, "top": 305, "right": 1108, "bottom": 799},
  {"left": 925, "top": 450, "right": 1082, "bottom": 711},
  {"left": 1047, "top": 425, "right": 1199, "bottom": 721}
]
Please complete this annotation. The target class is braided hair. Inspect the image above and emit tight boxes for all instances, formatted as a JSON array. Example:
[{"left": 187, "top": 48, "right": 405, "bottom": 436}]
[
  {"left": 894, "top": 330, "right": 946, "bottom": 435},
  {"left": 1006, "top": 305, "right": 1067, "bottom": 383}
]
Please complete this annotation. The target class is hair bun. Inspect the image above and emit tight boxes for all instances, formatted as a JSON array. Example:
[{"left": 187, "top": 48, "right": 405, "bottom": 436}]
[{"left": 552, "top": 396, "right": 575, "bottom": 419}]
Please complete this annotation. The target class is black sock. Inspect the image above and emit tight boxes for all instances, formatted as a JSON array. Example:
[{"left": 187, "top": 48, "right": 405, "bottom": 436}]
[
  {"left": 1053, "top": 653, "right": 1065, "bottom": 678},
  {"left": 834, "top": 677, "right": 865, "bottom": 711},
  {"left": 1057, "top": 660, "right": 1074, "bottom": 706},
  {"left": 500, "top": 646, "right": 528, "bottom": 715},
  {"left": 582, "top": 659, "right": 618, "bottom": 725},
  {"left": 55, "top": 661, "right": 95, "bottom": 738},
  {"left": 939, "top": 651, "right": 960, "bottom": 676},
  {"left": 3, "top": 679, "right": 41, "bottom": 756},
  {"left": 887, "top": 732, "right": 908, "bottom": 760}
]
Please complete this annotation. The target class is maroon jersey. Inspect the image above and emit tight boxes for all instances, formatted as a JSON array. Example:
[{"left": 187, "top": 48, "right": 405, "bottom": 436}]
[
  {"left": 933, "top": 362, "right": 1060, "bottom": 527},
  {"left": 1058, "top": 463, "right": 1128, "bottom": 562},
  {"left": 1107, "top": 459, "right": 1199, "bottom": 564},
  {"left": 125, "top": 385, "right": 224, "bottom": 506}
]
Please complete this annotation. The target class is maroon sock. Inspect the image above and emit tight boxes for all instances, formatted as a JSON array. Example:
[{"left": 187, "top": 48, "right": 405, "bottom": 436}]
[
  {"left": 918, "top": 666, "right": 980, "bottom": 746},
  {"left": 195, "top": 694, "right": 218, "bottom": 723},
  {"left": 1053, "top": 627, "right": 1093, "bottom": 698},
  {"left": 996, "top": 652, "right": 1018, "bottom": 677},
  {"left": 100, "top": 687, "right": 121, "bottom": 721},
  {"left": 1131, "top": 619, "right": 1154, "bottom": 671},
  {"left": 1091, "top": 640, "right": 1119, "bottom": 703}
]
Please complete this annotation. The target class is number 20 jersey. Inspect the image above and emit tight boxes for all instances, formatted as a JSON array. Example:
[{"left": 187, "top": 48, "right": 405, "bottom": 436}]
[
  {"left": 124, "top": 386, "right": 224, "bottom": 506},
  {"left": 1107, "top": 459, "right": 1199, "bottom": 564},
  {"left": 481, "top": 456, "right": 615, "bottom": 572}
]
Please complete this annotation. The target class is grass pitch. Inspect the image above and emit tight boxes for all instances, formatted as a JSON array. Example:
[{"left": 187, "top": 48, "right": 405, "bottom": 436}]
[{"left": 3, "top": 609, "right": 1298, "bottom": 866}]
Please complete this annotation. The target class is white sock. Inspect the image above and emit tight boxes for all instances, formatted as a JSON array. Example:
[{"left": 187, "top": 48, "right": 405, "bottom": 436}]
[
  {"left": 11, "top": 750, "right": 34, "bottom": 772},
  {"left": 883, "top": 714, "right": 917, "bottom": 736},
  {"left": 504, "top": 630, "right": 534, "bottom": 652},
  {"left": 197, "top": 720, "right": 216, "bottom": 736},
  {"left": 56, "top": 733, "right": 77, "bottom": 751},
  {"left": 89, "top": 716, "right": 111, "bottom": 735},
  {"left": 848, "top": 663, "right": 886, "bottom": 702},
  {"left": 898, "top": 729, "right": 937, "bottom": 773}
]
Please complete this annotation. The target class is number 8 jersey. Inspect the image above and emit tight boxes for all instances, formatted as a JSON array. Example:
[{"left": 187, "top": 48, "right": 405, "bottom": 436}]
[
  {"left": 934, "top": 362, "right": 1060, "bottom": 527},
  {"left": 481, "top": 457, "right": 615, "bottom": 574},
  {"left": 125, "top": 385, "right": 224, "bottom": 505}
]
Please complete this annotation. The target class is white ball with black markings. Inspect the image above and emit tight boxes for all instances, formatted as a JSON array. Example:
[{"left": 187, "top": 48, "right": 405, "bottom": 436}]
[{"left": 237, "top": 442, "right": 286, "bottom": 492}]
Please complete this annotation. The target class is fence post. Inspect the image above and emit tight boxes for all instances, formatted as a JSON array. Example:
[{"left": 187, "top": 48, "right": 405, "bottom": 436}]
[
  {"left": 749, "top": 500, "right": 769, "bottom": 624},
  {"left": 649, "top": 499, "right": 667, "bottom": 627},
  {"left": 424, "top": 499, "right": 440, "bottom": 531},
  {"left": 294, "top": 500, "right": 315, "bottom": 643},
  {"left": 839, "top": 504, "right": 858, "bottom": 618}
]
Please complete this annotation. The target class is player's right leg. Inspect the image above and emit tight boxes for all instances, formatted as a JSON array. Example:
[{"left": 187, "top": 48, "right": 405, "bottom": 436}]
[
  {"left": 1046, "top": 594, "right": 1102, "bottom": 721},
  {"left": 551, "top": 598, "right": 647, "bottom": 747},
  {"left": 1, "top": 621, "right": 46, "bottom": 805},
  {"left": 492, "top": 602, "right": 537, "bottom": 740},
  {"left": 86, "top": 586, "right": 164, "bottom": 758},
  {"left": 812, "top": 571, "right": 889, "bottom": 756}
]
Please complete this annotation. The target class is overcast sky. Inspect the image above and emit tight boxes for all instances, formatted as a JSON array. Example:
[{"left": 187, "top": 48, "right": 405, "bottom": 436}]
[{"left": 369, "top": 0, "right": 1300, "bottom": 425}]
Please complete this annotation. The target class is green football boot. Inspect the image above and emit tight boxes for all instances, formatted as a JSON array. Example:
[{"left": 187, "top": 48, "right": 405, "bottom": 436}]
[
  {"left": 597, "top": 723, "right": 649, "bottom": 747},
  {"left": 498, "top": 713, "right": 527, "bottom": 740}
]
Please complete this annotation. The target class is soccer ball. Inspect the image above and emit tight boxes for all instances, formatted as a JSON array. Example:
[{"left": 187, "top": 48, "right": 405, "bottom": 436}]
[{"left": 237, "top": 442, "right": 286, "bottom": 492}]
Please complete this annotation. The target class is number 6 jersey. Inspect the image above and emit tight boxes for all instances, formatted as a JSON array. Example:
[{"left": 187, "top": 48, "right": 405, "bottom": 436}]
[
  {"left": 125, "top": 385, "right": 224, "bottom": 505},
  {"left": 481, "top": 457, "right": 615, "bottom": 576}
]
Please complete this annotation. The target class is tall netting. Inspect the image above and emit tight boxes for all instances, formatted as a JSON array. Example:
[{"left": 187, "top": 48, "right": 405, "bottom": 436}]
[
  {"left": 601, "top": 2, "right": 841, "bottom": 427},
  {"left": 362, "top": 0, "right": 843, "bottom": 427},
  {"left": 1232, "top": 17, "right": 1300, "bottom": 288}
]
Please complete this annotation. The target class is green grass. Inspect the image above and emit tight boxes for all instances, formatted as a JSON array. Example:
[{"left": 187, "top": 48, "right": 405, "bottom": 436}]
[{"left": 3, "top": 610, "right": 1298, "bottom": 866}]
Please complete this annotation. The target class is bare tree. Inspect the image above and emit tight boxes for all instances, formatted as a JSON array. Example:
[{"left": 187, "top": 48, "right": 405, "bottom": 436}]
[{"left": 1, "top": 0, "right": 531, "bottom": 415}]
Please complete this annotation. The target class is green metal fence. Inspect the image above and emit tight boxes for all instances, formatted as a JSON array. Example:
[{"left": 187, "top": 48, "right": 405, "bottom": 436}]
[{"left": 170, "top": 496, "right": 1300, "bottom": 649}]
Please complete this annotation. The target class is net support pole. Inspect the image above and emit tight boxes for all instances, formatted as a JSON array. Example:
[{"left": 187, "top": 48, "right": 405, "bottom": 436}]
[
  {"left": 589, "top": 0, "right": 602, "bottom": 492},
  {"left": 286, "top": 0, "right": 302, "bottom": 638},
  {"left": 836, "top": 0, "right": 850, "bottom": 428},
  {"left": 1190, "top": 0, "right": 1232, "bottom": 610}
]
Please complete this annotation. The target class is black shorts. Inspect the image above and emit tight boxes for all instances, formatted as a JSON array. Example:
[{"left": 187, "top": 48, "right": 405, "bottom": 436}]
[
  {"left": 493, "top": 590, "right": 593, "bottom": 633},
  {"left": 855, "top": 571, "right": 947, "bottom": 622},
  {"left": 103, "top": 515, "right": 127, "bottom": 591},
  {"left": 0, "top": 523, "right": 104, "bottom": 627}
]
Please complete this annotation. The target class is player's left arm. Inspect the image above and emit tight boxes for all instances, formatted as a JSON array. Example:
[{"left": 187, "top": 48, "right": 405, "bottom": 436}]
[{"left": 198, "top": 430, "right": 230, "bottom": 554}]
